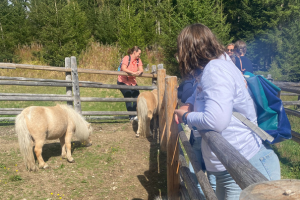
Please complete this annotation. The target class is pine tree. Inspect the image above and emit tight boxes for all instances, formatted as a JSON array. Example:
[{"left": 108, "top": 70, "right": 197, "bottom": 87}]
[
  {"left": 0, "top": 0, "right": 31, "bottom": 62},
  {"left": 29, "top": 0, "right": 91, "bottom": 66},
  {"left": 159, "top": 0, "right": 231, "bottom": 76}
]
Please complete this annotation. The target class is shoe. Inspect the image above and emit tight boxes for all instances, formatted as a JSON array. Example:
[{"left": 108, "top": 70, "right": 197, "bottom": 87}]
[{"left": 133, "top": 116, "right": 138, "bottom": 122}]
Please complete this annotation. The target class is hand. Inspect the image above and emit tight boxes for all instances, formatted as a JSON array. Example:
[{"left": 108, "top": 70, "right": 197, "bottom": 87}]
[
  {"left": 135, "top": 71, "right": 143, "bottom": 76},
  {"left": 174, "top": 106, "right": 190, "bottom": 124}
]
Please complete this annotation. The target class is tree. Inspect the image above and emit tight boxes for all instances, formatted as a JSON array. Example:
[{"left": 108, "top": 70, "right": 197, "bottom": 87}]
[
  {"left": 0, "top": 0, "right": 31, "bottom": 62},
  {"left": 159, "top": 0, "right": 231, "bottom": 76},
  {"left": 29, "top": 0, "right": 91, "bottom": 66}
]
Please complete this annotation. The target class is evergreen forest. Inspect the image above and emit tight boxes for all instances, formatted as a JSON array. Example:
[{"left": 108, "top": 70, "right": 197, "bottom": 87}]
[{"left": 1, "top": 0, "right": 300, "bottom": 81}]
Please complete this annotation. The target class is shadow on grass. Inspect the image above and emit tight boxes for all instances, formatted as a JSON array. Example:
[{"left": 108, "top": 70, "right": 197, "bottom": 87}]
[
  {"left": 133, "top": 119, "right": 167, "bottom": 200},
  {"left": 35, "top": 141, "right": 89, "bottom": 162}
]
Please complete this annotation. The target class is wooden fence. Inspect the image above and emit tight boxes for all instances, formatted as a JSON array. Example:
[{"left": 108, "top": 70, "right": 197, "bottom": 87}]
[
  {"left": 0, "top": 57, "right": 163, "bottom": 120},
  {"left": 156, "top": 71, "right": 300, "bottom": 200},
  {"left": 1, "top": 60, "right": 300, "bottom": 199}
]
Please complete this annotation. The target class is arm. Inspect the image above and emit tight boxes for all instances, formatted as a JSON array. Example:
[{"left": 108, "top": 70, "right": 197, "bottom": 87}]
[
  {"left": 186, "top": 65, "right": 235, "bottom": 133},
  {"left": 120, "top": 56, "right": 139, "bottom": 76},
  {"left": 136, "top": 59, "right": 143, "bottom": 76}
]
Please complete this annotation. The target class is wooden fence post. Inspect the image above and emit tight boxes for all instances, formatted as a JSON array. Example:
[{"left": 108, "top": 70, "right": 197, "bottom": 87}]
[
  {"left": 65, "top": 57, "right": 72, "bottom": 107},
  {"left": 71, "top": 56, "right": 82, "bottom": 114},
  {"left": 165, "top": 76, "right": 180, "bottom": 200},
  {"left": 152, "top": 65, "right": 157, "bottom": 86},
  {"left": 158, "top": 69, "right": 167, "bottom": 151}
]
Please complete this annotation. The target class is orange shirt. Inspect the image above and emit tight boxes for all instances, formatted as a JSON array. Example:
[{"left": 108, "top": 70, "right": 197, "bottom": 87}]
[{"left": 117, "top": 55, "right": 143, "bottom": 86}]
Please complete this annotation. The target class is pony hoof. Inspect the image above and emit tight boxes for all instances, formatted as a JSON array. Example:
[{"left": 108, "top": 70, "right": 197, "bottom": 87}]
[
  {"left": 136, "top": 133, "right": 140, "bottom": 138},
  {"left": 86, "top": 143, "right": 92, "bottom": 147},
  {"left": 68, "top": 159, "right": 75, "bottom": 163},
  {"left": 39, "top": 164, "right": 49, "bottom": 169}
]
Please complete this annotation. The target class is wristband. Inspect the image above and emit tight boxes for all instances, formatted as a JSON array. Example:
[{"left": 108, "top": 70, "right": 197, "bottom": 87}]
[{"left": 182, "top": 112, "right": 189, "bottom": 125}]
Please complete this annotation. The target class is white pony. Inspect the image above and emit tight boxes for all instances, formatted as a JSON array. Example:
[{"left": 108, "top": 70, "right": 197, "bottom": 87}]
[
  {"left": 136, "top": 89, "right": 158, "bottom": 137},
  {"left": 15, "top": 104, "right": 92, "bottom": 171}
]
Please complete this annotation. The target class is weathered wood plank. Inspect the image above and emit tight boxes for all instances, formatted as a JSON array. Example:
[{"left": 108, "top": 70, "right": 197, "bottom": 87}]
[
  {"left": 78, "top": 83, "right": 156, "bottom": 90},
  {"left": 0, "top": 80, "right": 72, "bottom": 87},
  {"left": 274, "top": 81, "right": 300, "bottom": 87},
  {"left": 282, "top": 101, "right": 300, "bottom": 106},
  {"left": 240, "top": 179, "right": 300, "bottom": 200},
  {"left": 0, "top": 76, "right": 71, "bottom": 83},
  {"left": 291, "top": 130, "right": 300, "bottom": 144},
  {"left": 0, "top": 96, "right": 73, "bottom": 101},
  {"left": 158, "top": 69, "right": 167, "bottom": 152},
  {"left": 281, "top": 93, "right": 299, "bottom": 96},
  {"left": 279, "top": 86, "right": 300, "bottom": 94},
  {"left": 179, "top": 128, "right": 217, "bottom": 200},
  {"left": 0, "top": 115, "right": 130, "bottom": 121},
  {"left": 71, "top": 56, "right": 82, "bottom": 114},
  {"left": 65, "top": 57, "right": 73, "bottom": 107},
  {"left": 179, "top": 145, "right": 204, "bottom": 200},
  {"left": 0, "top": 108, "right": 23, "bottom": 111},
  {"left": 0, "top": 93, "right": 71, "bottom": 97},
  {"left": 180, "top": 182, "right": 191, "bottom": 200},
  {"left": 285, "top": 108, "right": 300, "bottom": 118},
  {"left": 165, "top": 76, "right": 180, "bottom": 200},
  {"left": 80, "top": 97, "right": 136, "bottom": 102},
  {"left": 0, "top": 111, "right": 21, "bottom": 115},
  {"left": 0, "top": 62, "right": 157, "bottom": 78},
  {"left": 199, "top": 130, "right": 268, "bottom": 189},
  {"left": 81, "top": 111, "right": 137, "bottom": 116}
]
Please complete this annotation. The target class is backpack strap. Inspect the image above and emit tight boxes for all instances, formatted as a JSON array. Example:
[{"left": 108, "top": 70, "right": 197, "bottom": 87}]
[
  {"left": 232, "top": 112, "right": 274, "bottom": 143},
  {"left": 127, "top": 55, "right": 131, "bottom": 67}
]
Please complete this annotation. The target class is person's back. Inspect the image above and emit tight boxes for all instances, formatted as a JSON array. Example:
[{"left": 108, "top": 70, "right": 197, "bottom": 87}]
[
  {"left": 234, "top": 40, "right": 253, "bottom": 74},
  {"left": 235, "top": 55, "right": 253, "bottom": 73}
]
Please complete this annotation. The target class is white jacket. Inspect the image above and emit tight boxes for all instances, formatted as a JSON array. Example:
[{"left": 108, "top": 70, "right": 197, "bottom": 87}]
[{"left": 186, "top": 53, "right": 262, "bottom": 172}]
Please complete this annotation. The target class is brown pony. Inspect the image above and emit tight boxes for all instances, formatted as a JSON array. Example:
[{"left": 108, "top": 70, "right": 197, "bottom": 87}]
[
  {"left": 136, "top": 89, "right": 158, "bottom": 137},
  {"left": 15, "top": 104, "right": 92, "bottom": 171}
]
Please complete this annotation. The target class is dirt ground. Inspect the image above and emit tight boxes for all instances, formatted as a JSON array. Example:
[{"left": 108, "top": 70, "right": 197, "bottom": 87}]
[{"left": 0, "top": 120, "right": 167, "bottom": 200}]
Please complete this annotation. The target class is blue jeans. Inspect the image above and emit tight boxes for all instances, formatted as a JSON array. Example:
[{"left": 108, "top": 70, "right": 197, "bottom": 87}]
[
  {"left": 189, "top": 136, "right": 217, "bottom": 199},
  {"left": 207, "top": 142, "right": 281, "bottom": 200}
]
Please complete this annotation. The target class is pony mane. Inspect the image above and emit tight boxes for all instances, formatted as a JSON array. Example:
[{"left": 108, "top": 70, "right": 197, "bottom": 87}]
[{"left": 58, "top": 104, "right": 91, "bottom": 142}]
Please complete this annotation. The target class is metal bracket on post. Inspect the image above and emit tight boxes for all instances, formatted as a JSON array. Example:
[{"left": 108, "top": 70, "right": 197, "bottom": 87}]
[{"left": 71, "top": 56, "right": 82, "bottom": 114}]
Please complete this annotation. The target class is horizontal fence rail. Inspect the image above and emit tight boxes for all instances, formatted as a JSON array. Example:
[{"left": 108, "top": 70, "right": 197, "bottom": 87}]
[{"left": 0, "top": 63, "right": 157, "bottom": 78}]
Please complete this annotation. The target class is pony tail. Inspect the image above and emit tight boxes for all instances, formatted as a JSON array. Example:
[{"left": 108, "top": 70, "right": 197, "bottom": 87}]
[
  {"left": 137, "top": 97, "right": 148, "bottom": 137},
  {"left": 15, "top": 113, "right": 37, "bottom": 171}
]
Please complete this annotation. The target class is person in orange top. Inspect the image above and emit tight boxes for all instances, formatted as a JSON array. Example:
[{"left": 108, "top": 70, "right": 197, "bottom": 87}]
[{"left": 117, "top": 46, "right": 144, "bottom": 121}]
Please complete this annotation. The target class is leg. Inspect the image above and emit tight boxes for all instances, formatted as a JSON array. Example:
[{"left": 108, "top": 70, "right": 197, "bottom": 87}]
[
  {"left": 34, "top": 140, "right": 49, "bottom": 169},
  {"left": 64, "top": 130, "right": 75, "bottom": 163},
  {"left": 59, "top": 136, "right": 67, "bottom": 159},
  {"left": 208, "top": 170, "right": 242, "bottom": 200},
  {"left": 131, "top": 88, "right": 140, "bottom": 112},
  {"left": 118, "top": 81, "right": 135, "bottom": 119},
  {"left": 248, "top": 142, "right": 281, "bottom": 180}
]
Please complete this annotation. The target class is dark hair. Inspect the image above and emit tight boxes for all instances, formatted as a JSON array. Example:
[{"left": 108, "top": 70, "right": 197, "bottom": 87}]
[
  {"left": 177, "top": 23, "right": 225, "bottom": 78},
  {"left": 234, "top": 40, "right": 247, "bottom": 55},
  {"left": 127, "top": 46, "right": 141, "bottom": 55}
]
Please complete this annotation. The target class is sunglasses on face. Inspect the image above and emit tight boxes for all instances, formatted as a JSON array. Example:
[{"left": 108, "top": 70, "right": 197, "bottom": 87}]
[{"left": 227, "top": 49, "right": 234, "bottom": 52}]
